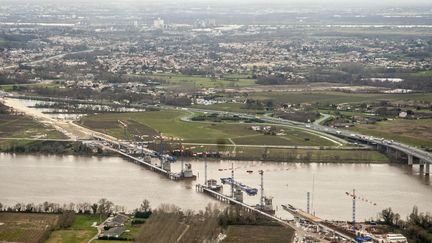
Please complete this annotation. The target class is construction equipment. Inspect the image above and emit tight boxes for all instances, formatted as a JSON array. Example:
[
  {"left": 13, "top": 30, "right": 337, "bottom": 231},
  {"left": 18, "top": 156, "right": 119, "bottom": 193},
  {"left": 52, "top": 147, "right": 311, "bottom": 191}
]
[
  {"left": 220, "top": 177, "right": 258, "bottom": 196},
  {"left": 255, "top": 170, "right": 275, "bottom": 214},
  {"left": 117, "top": 120, "right": 129, "bottom": 141},
  {"left": 345, "top": 189, "right": 377, "bottom": 232}
]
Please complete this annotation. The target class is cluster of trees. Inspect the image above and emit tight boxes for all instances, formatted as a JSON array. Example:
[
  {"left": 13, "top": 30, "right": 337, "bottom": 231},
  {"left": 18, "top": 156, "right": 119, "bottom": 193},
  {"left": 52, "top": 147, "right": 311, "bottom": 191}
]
[
  {"left": 379, "top": 207, "right": 432, "bottom": 243},
  {"left": 0, "top": 72, "right": 30, "bottom": 85},
  {"left": 28, "top": 86, "right": 156, "bottom": 105},
  {"left": 1, "top": 141, "right": 102, "bottom": 155},
  {"left": 160, "top": 95, "right": 191, "bottom": 107},
  {"left": 305, "top": 62, "right": 432, "bottom": 91},
  {"left": 242, "top": 99, "right": 274, "bottom": 111},
  {"left": 218, "top": 205, "right": 278, "bottom": 227},
  {"left": 0, "top": 198, "right": 124, "bottom": 216},
  {"left": 255, "top": 74, "right": 303, "bottom": 85},
  {"left": 132, "top": 199, "right": 152, "bottom": 224},
  {"left": 276, "top": 111, "right": 320, "bottom": 123},
  {"left": 191, "top": 113, "right": 264, "bottom": 123}
]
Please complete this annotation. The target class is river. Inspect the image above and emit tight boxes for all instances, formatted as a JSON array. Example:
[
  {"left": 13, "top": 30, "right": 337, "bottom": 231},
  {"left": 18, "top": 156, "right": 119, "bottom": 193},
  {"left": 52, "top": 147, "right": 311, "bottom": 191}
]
[{"left": 0, "top": 153, "right": 430, "bottom": 221}]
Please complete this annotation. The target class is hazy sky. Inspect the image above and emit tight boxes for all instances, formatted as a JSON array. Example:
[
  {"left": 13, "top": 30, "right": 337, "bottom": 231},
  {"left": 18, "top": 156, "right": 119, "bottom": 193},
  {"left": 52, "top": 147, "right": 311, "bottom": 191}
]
[{"left": 4, "top": 0, "right": 432, "bottom": 5}]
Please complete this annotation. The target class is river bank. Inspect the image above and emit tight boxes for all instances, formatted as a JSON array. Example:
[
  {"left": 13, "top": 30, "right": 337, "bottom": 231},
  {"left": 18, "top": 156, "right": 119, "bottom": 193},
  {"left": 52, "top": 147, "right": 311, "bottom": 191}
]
[{"left": 1, "top": 153, "right": 430, "bottom": 221}]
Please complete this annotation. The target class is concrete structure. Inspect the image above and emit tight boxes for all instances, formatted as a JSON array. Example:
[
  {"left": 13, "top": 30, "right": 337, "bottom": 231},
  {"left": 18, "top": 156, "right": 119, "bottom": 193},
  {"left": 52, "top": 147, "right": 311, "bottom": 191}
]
[
  {"left": 153, "top": 17, "right": 165, "bottom": 29},
  {"left": 188, "top": 107, "right": 432, "bottom": 176}
]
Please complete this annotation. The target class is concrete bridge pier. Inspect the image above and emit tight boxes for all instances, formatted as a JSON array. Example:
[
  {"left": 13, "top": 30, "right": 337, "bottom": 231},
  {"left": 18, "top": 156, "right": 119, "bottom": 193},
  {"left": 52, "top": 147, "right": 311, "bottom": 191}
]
[
  {"left": 425, "top": 163, "right": 430, "bottom": 176},
  {"left": 419, "top": 160, "right": 425, "bottom": 173},
  {"left": 408, "top": 154, "right": 413, "bottom": 166}
]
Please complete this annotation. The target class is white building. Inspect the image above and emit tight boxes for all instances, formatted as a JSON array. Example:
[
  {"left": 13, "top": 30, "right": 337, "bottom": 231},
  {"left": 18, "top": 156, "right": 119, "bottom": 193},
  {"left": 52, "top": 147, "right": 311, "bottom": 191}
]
[{"left": 153, "top": 17, "right": 165, "bottom": 29}]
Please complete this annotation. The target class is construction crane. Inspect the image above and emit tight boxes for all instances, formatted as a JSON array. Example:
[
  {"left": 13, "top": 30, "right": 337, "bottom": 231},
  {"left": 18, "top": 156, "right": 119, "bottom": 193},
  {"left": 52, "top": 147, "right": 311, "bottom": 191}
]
[
  {"left": 118, "top": 120, "right": 129, "bottom": 141},
  {"left": 259, "top": 170, "right": 264, "bottom": 209},
  {"left": 345, "top": 189, "right": 377, "bottom": 232},
  {"left": 256, "top": 170, "right": 274, "bottom": 214}
]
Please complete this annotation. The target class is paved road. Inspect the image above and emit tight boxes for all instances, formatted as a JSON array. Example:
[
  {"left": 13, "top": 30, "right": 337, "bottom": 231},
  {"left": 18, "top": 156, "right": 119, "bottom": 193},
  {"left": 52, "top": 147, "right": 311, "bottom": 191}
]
[
  {"left": 0, "top": 137, "right": 76, "bottom": 142},
  {"left": 181, "top": 106, "right": 432, "bottom": 164},
  {"left": 182, "top": 142, "right": 367, "bottom": 150},
  {"left": 313, "top": 113, "right": 333, "bottom": 125},
  {"left": 0, "top": 44, "right": 117, "bottom": 71},
  {"left": 4, "top": 95, "right": 430, "bottom": 165}
]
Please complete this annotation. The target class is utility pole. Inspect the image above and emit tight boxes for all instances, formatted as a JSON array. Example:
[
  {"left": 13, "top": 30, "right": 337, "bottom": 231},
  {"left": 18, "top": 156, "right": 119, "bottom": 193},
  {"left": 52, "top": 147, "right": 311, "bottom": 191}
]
[
  {"left": 311, "top": 174, "right": 315, "bottom": 215},
  {"left": 231, "top": 162, "right": 234, "bottom": 199},
  {"left": 159, "top": 133, "right": 163, "bottom": 168},
  {"left": 180, "top": 140, "right": 184, "bottom": 176},
  {"left": 352, "top": 189, "right": 356, "bottom": 232},
  {"left": 259, "top": 170, "right": 264, "bottom": 210},
  {"left": 204, "top": 153, "right": 208, "bottom": 186},
  {"left": 307, "top": 192, "right": 310, "bottom": 214}
]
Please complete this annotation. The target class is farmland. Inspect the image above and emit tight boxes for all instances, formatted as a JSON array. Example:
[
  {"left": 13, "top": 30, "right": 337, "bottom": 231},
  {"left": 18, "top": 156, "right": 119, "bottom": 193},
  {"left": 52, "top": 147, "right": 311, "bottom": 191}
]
[
  {"left": 349, "top": 119, "right": 432, "bottom": 150},
  {"left": 0, "top": 212, "right": 59, "bottom": 243},
  {"left": 249, "top": 91, "right": 432, "bottom": 105},
  {"left": 0, "top": 113, "right": 67, "bottom": 151},
  {"left": 79, "top": 110, "right": 390, "bottom": 162},
  {"left": 79, "top": 110, "right": 335, "bottom": 146},
  {"left": 223, "top": 225, "right": 294, "bottom": 243},
  {"left": 147, "top": 73, "right": 257, "bottom": 88},
  {"left": 46, "top": 215, "right": 100, "bottom": 243},
  {"left": 0, "top": 114, "right": 65, "bottom": 140}
]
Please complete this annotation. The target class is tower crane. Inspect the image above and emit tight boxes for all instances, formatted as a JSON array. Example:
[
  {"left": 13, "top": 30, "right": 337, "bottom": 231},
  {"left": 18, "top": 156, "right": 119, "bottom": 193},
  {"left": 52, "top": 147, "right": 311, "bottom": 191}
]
[{"left": 345, "top": 189, "right": 377, "bottom": 232}]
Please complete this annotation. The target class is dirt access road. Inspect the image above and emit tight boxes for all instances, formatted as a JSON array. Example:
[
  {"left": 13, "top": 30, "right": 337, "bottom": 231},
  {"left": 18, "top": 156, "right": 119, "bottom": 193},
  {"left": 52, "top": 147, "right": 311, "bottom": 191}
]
[{"left": 3, "top": 97, "right": 117, "bottom": 142}]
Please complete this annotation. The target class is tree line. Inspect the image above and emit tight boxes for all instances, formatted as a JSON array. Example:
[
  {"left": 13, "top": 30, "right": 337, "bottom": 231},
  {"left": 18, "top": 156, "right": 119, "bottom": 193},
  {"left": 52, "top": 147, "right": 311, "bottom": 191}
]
[{"left": 379, "top": 206, "right": 432, "bottom": 243}]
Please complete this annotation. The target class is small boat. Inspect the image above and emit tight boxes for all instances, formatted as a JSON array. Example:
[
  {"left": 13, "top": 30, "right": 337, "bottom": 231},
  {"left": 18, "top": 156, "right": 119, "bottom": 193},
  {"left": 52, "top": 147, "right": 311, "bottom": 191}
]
[{"left": 246, "top": 170, "right": 253, "bottom": 173}]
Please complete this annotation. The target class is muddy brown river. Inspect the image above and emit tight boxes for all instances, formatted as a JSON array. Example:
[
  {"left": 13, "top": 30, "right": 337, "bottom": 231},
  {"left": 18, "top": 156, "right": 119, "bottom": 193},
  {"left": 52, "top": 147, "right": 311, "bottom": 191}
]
[{"left": 1, "top": 153, "right": 430, "bottom": 221}]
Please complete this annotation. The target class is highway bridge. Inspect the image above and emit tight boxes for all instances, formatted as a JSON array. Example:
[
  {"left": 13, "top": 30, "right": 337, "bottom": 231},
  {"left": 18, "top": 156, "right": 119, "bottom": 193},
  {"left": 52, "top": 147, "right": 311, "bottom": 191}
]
[{"left": 186, "top": 107, "right": 432, "bottom": 175}]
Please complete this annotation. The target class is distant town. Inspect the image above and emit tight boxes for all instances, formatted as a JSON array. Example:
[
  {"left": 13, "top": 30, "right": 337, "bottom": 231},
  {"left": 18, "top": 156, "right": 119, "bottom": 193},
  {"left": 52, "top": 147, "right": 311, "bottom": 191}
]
[{"left": 0, "top": 0, "right": 431, "bottom": 242}]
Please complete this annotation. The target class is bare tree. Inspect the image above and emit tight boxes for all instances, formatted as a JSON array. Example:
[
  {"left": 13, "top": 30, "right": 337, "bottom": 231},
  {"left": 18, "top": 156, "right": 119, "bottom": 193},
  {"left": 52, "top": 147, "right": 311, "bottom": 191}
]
[
  {"left": 97, "top": 198, "right": 114, "bottom": 216},
  {"left": 91, "top": 203, "right": 98, "bottom": 214},
  {"left": 140, "top": 199, "right": 151, "bottom": 212}
]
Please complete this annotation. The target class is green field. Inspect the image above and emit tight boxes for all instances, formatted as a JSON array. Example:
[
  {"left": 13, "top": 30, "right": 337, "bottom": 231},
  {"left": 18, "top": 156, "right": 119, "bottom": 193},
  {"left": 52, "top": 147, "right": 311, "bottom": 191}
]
[
  {"left": 223, "top": 146, "right": 387, "bottom": 163},
  {"left": 349, "top": 119, "right": 432, "bottom": 150},
  {"left": 192, "top": 103, "right": 264, "bottom": 114},
  {"left": 79, "top": 110, "right": 335, "bottom": 146},
  {"left": 249, "top": 91, "right": 432, "bottom": 104},
  {"left": 223, "top": 225, "right": 294, "bottom": 243},
  {"left": 0, "top": 114, "right": 67, "bottom": 150},
  {"left": 0, "top": 83, "right": 62, "bottom": 92},
  {"left": 0, "top": 212, "right": 59, "bottom": 243},
  {"left": 46, "top": 215, "right": 100, "bottom": 243},
  {"left": 147, "top": 73, "right": 256, "bottom": 88},
  {"left": 0, "top": 114, "right": 65, "bottom": 139}
]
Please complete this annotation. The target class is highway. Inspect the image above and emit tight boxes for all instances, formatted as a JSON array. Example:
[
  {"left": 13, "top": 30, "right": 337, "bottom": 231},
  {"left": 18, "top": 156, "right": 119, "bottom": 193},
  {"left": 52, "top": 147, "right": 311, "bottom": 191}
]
[
  {"left": 4, "top": 93, "right": 431, "bottom": 166},
  {"left": 180, "top": 106, "right": 432, "bottom": 166},
  {"left": 5, "top": 92, "right": 430, "bottom": 166},
  {"left": 0, "top": 44, "right": 117, "bottom": 71}
]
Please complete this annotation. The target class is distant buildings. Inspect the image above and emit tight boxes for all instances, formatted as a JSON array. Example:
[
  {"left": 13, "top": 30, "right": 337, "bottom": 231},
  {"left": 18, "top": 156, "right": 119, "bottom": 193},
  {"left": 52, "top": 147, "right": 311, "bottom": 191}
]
[{"left": 153, "top": 17, "right": 165, "bottom": 29}]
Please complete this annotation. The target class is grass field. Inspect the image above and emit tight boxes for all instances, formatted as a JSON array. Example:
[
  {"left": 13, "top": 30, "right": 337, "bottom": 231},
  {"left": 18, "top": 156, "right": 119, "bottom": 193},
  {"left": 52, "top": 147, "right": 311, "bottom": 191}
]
[
  {"left": 223, "top": 225, "right": 294, "bottom": 243},
  {"left": 147, "top": 73, "right": 256, "bottom": 88},
  {"left": 192, "top": 103, "right": 265, "bottom": 114},
  {"left": 249, "top": 91, "right": 432, "bottom": 104},
  {"left": 0, "top": 114, "right": 67, "bottom": 150},
  {"left": 0, "top": 114, "right": 65, "bottom": 139},
  {"left": 349, "top": 119, "right": 432, "bottom": 150},
  {"left": 0, "top": 83, "right": 62, "bottom": 92},
  {"left": 79, "top": 110, "right": 335, "bottom": 146},
  {"left": 135, "top": 212, "right": 187, "bottom": 243},
  {"left": 46, "top": 215, "right": 100, "bottom": 243},
  {"left": 0, "top": 212, "right": 59, "bottom": 243},
  {"left": 223, "top": 146, "right": 388, "bottom": 163}
]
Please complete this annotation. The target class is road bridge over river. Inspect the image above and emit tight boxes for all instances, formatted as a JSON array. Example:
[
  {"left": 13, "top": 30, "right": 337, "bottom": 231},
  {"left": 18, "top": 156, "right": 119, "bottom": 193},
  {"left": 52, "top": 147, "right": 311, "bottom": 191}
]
[{"left": 186, "top": 107, "right": 432, "bottom": 175}]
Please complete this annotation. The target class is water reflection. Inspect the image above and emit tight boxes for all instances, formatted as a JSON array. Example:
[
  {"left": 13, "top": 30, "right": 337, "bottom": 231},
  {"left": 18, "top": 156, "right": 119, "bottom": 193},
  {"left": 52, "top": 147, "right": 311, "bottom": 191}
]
[{"left": 0, "top": 153, "right": 430, "bottom": 221}]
